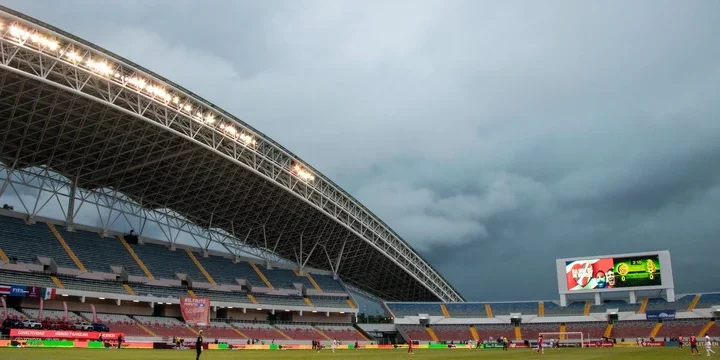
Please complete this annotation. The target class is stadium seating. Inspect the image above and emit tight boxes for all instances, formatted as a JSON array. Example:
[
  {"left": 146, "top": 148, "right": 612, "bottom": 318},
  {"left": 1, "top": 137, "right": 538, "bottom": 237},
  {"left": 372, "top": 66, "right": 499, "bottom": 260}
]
[
  {"left": 0, "top": 217, "right": 76, "bottom": 268},
  {"left": 431, "top": 325, "right": 474, "bottom": 341},
  {"left": 264, "top": 268, "right": 313, "bottom": 290},
  {"left": 311, "top": 274, "right": 346, "bottom": 293},
  {"left": 564, "top": 321, "right": 607, "bottom": 336},
  {"left": 543, "top": 301, "right": 586, "bottom": 316},
  {"left": 472, "top": 324, "right": 515, "bottom": 341},
  {"left": 23, "top": 309, "right": 83, "bottom": 322},
  {"left": 198, "top": 321, "right": 245, "bottom": 340},
  {"left": 196, "top": 255, "right": 264, "bottom": 287},
  {"left": 59, "top": 228, "right": 144, "bottom": 276},
  {"left": 308, "top": 296, "right": 351, "bottom": 308},
  {"left": 131, "top": 243, "right": 205, "bottom": 281},
  {"left": 0, "top": 269, "right": 55, "bottom": 288},
  {"left": 3, "top": 308, "right": 26, "bottom": 320},
  {"left": 252, "top": 294, "right": 306, "bottom": 307},
  {"left": 134, "top": 315, "right": 196, "bottom": 339},
  {"left": 58, "top": 276, "right": 127, "bottom": 294},
  {"left": 80, "top": 313, "right": 150, "bottom": 336},
  {"left": 386, "top": 303, "right": 443, "bottom": 317},
  {"left": 444, "top": 303, "right": 487, "bottom": 318},
  {"left": 521, "top": 323, "right": 559, "bottom": 338},
  {"left": 395, "top": 325, "right": 433, "bottom": 341},
  {"left": 275, "top": 324, "right": 320, "bottom": 341},
  {"left": 488, "top": 302, "right": 537, "bottom": 315},
  {"left": 316, "top": 325, "right": 366, "bottom": 341},
  {"left": 611, "top": 320, "right": 656, "bottom": 339},
  {"left": 191, "top": 288, "right": 250, "bottom": 303},
  {"left": 591, "top": 299, "right": 640, "bottom": 313},
  {"left": 232, "top": 323, "right": 282, "bottom": 341},
  {"left": 696, "top": 293, "right": 720, "bottom": 309},
  {"left": 655, "top": 318, "right": 707, "bottom": 338},
  {"left": 645, "top": 296, "right": 695, "bottom": 311},
  {"left": 131, "top": 283, "right": 189, "bottom": 298}
]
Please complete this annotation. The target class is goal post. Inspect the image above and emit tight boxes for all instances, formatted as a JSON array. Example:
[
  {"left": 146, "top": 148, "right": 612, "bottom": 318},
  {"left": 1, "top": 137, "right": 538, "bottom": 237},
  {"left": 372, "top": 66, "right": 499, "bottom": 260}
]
[{"left": 539, "top": 332, "right": 585, "bottom": 348}]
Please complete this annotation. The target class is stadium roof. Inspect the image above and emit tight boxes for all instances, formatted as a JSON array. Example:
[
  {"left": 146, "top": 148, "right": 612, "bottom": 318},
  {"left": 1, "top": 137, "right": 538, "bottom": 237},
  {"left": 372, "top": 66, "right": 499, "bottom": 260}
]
[{"left": 0, "top": 6, "right": 463, "bottom": 302}]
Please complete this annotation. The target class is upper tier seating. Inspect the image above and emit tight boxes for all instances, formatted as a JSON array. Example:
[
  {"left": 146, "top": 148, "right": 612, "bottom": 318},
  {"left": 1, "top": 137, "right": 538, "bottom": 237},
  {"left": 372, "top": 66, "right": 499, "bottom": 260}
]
[
  {"left": 696, "top": 293, "right": 720, "bottom": 309},
  {"left": 252, "top": 294, "right": 306, "bottom": 307},
  {"left": 58, "top": 276, "right": 127, "bottom": 294},
  {"left": 311, "top": 274, "right": 346, "bottom": 293},
  {"left": 131, "top": 243, "right": 205, "bottom": 281},
  {"left": 488, "top": 302, "right": 537, "bottom": 315},
  {"left": 59, "top": 228, "right": 144, "bottom": 276},
  {"left": 645, "top": 296, "right": 695, "bottom": 312},
  {"left": 591, "top": 300, "right": 640, "bottom": 313},
  {"left": 0, "top": 270, "right": 55, "bottom": 288},
  {"left": 309, "top": 296, "right": 350, "bottom": 308},
  {"left": 386, "top": 303, "right": 443, "bottom": 317},
  {"left": 544, "top": 301, "right": 586, "bottom": 316},
  {"left": 131, "top": 283, "right": 189, "bottom": 298},
  {"left": 191, "top": 289, "right": 250, "bottom": 304},
  {"left": 196, "top": 255, "right": 264, "bottom": 287},
  {"left": 317, "top": 325, "right": 366, "bottom": 341},
  {"left": 0, "top": 217, "right": 76, "bottom": 268},
  {"left": 445, "top": 303, "right": 487, "bottom": 318},
  {"left": 264, "top": 268, "right": 313, "bottom": 290}
]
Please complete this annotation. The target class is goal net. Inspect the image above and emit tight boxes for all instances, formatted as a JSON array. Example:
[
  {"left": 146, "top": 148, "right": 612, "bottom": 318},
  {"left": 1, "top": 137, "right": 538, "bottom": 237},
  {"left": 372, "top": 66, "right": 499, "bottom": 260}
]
[{"left": 539, "top": 332, "right": 585, "bottom": 348}]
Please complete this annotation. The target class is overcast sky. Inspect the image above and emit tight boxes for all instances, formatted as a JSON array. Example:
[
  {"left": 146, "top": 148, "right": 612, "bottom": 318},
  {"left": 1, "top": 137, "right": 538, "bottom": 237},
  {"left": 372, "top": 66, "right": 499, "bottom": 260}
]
[{"left": 3, "top": 0, "right": 720, "bottom": 302}]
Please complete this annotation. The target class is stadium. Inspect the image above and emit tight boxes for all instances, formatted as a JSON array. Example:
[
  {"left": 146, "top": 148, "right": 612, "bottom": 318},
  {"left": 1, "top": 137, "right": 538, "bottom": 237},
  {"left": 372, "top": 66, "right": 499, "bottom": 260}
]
[{"left": 0, "top": 4, "right": 718, "bottom": 360}]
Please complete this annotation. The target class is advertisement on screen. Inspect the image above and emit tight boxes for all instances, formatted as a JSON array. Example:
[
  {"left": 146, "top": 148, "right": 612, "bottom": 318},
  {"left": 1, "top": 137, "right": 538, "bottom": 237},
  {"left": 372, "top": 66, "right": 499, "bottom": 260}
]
[{"left": 566, "top": 255, "right": 661, "bottom": 291}]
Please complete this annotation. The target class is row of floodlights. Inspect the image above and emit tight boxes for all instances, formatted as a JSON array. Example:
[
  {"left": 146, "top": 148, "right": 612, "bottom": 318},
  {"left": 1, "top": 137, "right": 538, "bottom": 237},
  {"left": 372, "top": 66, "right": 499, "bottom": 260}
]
[{"left": 0, "top": 20, "right": 317, "bottom": 182}]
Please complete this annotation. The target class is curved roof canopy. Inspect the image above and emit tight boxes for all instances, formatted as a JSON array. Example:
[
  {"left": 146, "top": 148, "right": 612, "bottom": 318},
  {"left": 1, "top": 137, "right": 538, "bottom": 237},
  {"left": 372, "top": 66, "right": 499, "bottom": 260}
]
[{"left": 0, "top": 6, "right": 463, "bottom": 302}]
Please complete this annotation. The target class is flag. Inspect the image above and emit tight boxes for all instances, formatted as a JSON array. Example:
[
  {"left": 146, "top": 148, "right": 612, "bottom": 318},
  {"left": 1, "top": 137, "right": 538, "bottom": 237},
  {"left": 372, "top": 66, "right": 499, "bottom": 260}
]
[
  {"left": 0, "top": 285, "right": 9, "bottom": 295},
  {"left": 39, "top": 298, "right": 44, "bottom": 319},
  {"left": 41, "top": 288, "right": 56, "bottom": 300},
  {"left": 62, "top": 301, "right": 68, "bottom": 321},
  {"left": 90, "top": 304, "right": 98, "bottom": 323},
  {"left": 1, "top": 296, "right": 6, "bottom": 319}
]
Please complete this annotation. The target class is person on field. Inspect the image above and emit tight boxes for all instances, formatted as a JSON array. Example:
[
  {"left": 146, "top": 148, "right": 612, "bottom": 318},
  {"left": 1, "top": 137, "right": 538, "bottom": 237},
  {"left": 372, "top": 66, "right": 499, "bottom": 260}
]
[{"left": 196, "top": 330, "right": 203, "bottom": 360}]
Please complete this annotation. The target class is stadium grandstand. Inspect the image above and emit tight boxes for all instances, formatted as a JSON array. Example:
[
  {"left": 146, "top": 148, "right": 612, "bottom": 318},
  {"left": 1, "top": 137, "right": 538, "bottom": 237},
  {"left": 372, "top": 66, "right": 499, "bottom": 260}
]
[{"left": 1, "top": 5, "right": 719, "bottom": 350}]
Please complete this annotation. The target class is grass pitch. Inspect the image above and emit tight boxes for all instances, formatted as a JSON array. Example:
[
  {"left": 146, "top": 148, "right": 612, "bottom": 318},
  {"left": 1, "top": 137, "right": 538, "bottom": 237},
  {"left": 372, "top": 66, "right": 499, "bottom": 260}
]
[{"left": 0, "top": 347, "right": 707, "bottom": 360}]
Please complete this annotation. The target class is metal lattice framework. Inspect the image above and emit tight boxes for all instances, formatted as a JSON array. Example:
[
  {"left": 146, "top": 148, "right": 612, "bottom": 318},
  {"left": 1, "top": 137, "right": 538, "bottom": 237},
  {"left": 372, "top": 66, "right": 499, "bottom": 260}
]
[{"left": 0, "top": 6, "right": 463, "bottom": 302}]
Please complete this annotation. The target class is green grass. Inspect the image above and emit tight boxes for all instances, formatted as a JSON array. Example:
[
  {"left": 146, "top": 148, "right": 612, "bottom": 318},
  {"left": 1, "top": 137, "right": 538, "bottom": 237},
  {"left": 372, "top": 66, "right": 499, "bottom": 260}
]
[{"left": 0, "top": 347, "right": 709, "bottom": 360}]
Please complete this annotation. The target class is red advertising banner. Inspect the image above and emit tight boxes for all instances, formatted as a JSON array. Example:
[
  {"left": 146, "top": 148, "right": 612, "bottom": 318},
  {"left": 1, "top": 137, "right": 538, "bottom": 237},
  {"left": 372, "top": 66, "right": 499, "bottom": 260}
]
[
  {"left": 583, "top": 341, "right": 615, "bottom": 347},
  {"left": 640, "top": 341, "right": 665, "bottom": 347},
  {"left": 180, "top": 296, "right": 210, "bottom": 326},
  {"left": 10, "top": 329, "right": 125, "bottom": 340}
]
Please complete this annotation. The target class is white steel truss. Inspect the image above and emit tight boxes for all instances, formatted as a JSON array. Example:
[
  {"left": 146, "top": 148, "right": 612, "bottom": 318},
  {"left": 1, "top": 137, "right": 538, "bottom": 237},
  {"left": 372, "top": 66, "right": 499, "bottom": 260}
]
[{"left": 0, "top": 7, "right": 463, "bottom": 302}]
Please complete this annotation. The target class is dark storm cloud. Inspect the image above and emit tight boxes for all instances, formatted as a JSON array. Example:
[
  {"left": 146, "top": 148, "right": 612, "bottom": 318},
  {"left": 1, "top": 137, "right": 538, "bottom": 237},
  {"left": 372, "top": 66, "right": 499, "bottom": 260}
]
[{"left": 3, "top": 0, "right": 720, "bottom": 301}]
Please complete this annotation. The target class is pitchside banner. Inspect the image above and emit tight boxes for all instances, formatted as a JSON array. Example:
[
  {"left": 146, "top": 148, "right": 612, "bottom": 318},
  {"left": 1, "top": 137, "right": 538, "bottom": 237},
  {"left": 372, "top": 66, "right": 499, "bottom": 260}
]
[
  {"left": 180, "top": 297, "right": 210, "bottom": 326},
  {"left": 10, "top": 329, "right": 125, "bottom": 340},
  {"left": 646, "top": 310, "right": 676, "bottom": 321}
]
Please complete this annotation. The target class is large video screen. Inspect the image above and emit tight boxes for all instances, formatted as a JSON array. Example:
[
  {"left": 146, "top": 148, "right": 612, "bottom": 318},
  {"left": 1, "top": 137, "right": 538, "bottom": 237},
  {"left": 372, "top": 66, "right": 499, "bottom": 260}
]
[{"left": 565, "top": 255, "right": 661, "bottom": 291}]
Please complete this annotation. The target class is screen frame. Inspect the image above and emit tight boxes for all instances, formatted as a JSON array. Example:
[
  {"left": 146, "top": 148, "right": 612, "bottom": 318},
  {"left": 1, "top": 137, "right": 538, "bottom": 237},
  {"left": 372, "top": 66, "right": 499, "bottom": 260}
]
[{"left": 556, "top": 251, "right": 673, "bottom": 295}]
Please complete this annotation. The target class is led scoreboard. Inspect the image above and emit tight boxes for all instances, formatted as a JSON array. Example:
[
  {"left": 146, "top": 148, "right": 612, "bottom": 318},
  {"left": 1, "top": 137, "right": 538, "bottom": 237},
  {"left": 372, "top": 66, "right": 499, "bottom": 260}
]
[
  {"left": 556, "top": 251, "right": 674, "bottom": 298},
  {"left": 565, "top": 255, "right": 661, "bottom": 291}
]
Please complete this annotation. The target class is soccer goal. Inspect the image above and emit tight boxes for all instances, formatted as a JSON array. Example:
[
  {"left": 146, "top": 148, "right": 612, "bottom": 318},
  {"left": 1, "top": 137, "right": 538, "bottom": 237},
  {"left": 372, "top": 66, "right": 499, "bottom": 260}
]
[{"left": 539, "top": 332, "right": 585, "bottom": 348}]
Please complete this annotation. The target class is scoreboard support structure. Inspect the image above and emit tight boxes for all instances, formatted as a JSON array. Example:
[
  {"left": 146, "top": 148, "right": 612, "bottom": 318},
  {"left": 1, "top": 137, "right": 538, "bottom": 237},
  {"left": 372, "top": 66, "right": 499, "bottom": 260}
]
[{"left": 556, "top": 251, "right": 674, "bottom": 307}]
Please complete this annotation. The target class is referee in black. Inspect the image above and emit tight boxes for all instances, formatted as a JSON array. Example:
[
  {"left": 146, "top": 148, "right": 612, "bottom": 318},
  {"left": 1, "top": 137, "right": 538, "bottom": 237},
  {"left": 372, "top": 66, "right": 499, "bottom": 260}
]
[{"left": 196, "top": 330, "right": 203, "bottom": 360}]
